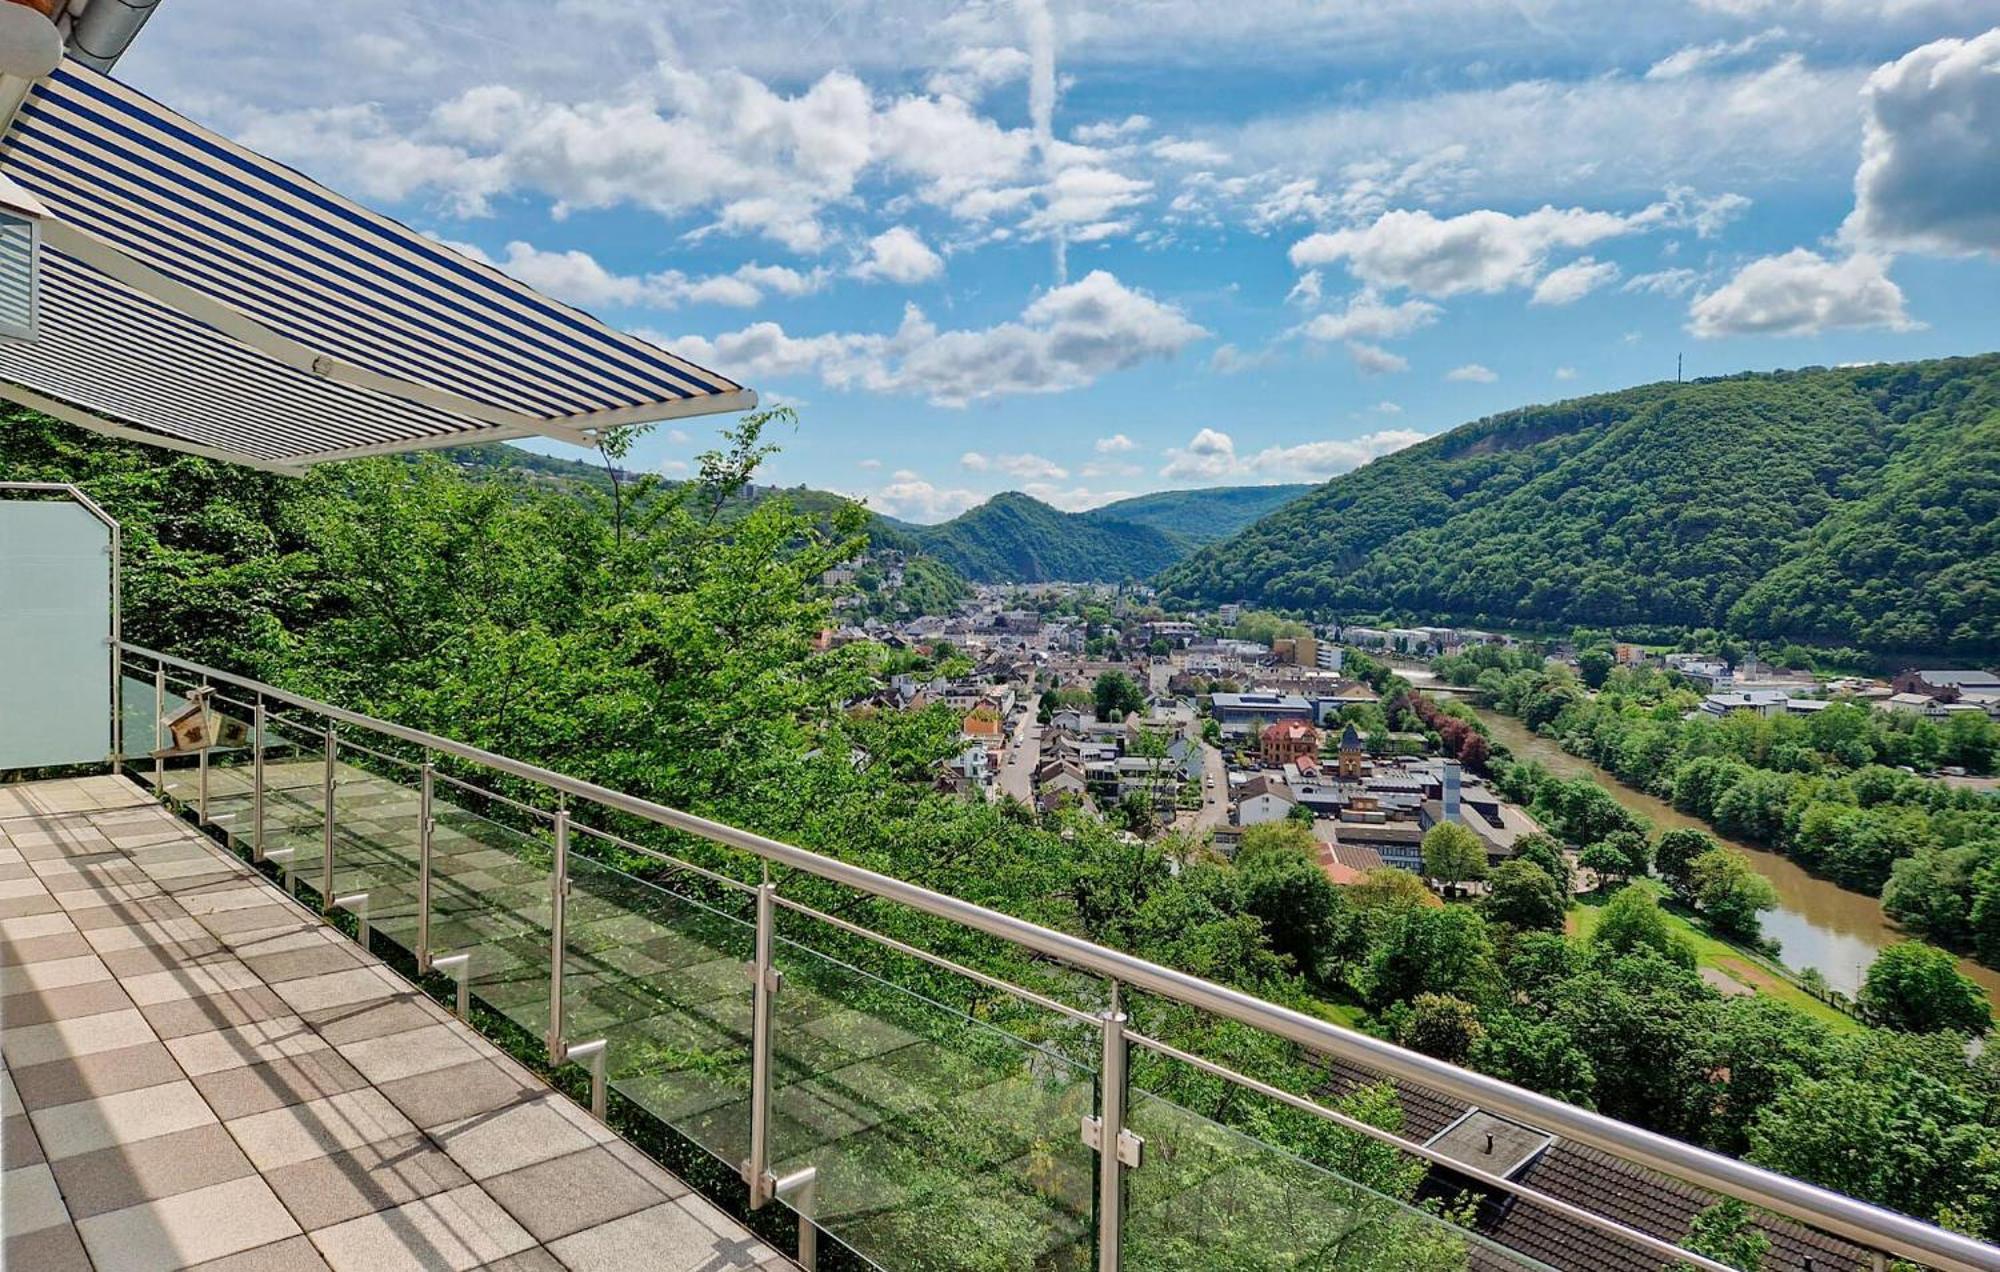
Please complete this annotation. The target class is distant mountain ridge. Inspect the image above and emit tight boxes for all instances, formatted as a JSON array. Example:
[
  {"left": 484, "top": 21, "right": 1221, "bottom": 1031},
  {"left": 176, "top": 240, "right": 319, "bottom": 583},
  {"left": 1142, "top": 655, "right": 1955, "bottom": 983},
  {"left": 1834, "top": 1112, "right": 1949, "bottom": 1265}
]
[
  {"left": 447, "top": 444, "right": 1309, "bottom": 584},
  {"left": 1155, "top": 354, "right": 2000, "bottom": 657}
]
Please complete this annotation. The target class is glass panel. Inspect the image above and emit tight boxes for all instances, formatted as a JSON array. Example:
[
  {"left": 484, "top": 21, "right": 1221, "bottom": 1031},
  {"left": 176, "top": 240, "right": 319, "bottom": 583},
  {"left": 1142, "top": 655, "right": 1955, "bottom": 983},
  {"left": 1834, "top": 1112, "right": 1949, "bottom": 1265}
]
[
  {"left": 564, "top": 853, "right": 754, "bottom": 1169},
  {"left": 427, "top": 794, "right": 552, "bottom": 1038},
  {"left": 0, "top": 497, "right": 106, "bottom": 768},
  {"left": 156, "top": 677, "right": 203, "bottom": 809},
  {"left": 199, "top": 693, "right": 258, "bottom": 841},
  {"left": 255, "top": 716, "right": 327, "bottom": 888},
  {"left": 325, "top": 753, "right": 426, "bottom": 949},
  {"left": 118, "top": 672, "right": 158, "bottom": 787},
  {"left": 1123, "top": 1090, "right": 1554, "bottom": 1271},
  {"left": 767, "top": 936, "right": 1096, "bottom": 1271}
]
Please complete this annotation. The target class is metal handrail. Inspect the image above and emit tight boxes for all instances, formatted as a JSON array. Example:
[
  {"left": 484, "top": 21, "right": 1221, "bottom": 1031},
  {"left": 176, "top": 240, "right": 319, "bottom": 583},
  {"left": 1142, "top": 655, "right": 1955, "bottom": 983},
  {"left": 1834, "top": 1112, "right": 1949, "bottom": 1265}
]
[{"left": 115, "top": 642, "right": 2000, "bottom": 1272}]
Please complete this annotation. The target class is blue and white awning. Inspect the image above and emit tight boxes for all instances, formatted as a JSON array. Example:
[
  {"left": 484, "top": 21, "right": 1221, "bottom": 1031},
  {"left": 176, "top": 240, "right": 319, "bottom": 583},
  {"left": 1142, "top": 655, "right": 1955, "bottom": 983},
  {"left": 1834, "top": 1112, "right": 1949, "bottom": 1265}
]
[{"left": 0, "top": 61, "right": 753, "bottom": 471}]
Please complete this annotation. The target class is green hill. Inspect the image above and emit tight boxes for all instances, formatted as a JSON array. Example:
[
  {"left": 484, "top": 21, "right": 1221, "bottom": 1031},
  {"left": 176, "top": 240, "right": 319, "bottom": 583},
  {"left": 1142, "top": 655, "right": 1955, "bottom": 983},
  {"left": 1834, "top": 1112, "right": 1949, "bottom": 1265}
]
[
  {"left": 1085, "top": 484, "right": 1311, "bottom": 548},
  {"left": 1156, "top": 354, "right": 2000, "bottom": 657},
  {"left": 904, "top": 492, "right": 1182, "bottom": 582}
]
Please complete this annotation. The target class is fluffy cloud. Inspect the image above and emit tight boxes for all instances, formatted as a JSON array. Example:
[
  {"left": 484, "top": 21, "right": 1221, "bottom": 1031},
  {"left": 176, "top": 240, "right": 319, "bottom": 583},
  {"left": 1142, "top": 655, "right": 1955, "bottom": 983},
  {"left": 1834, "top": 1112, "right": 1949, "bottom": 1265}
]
[
  {"left": 925, "top": 46, "right": 1032, "bottom": 101},
  {"left": 448, "top": 239, "right": 826, "bottom": 310},
  {"left": 673, "top": 270, "right": 1204, "bottom": 405},
  {"left": 1646, "top": 29, "right": 1788, "bottom": 80},
  {"left": 1845, "top": 28, "right": 2000, "bottom": 256},
  {"left": 1095, "top": 433, "right": 1139, "bottom": 453},
  {"left": 961, "top": 451, "right": 1069, "bottom": 480},
  {"left": 1624, "top": 267, "right": 1702, "bottom": 296},
  {"left": 870, "top": 471, "right": 982, "bottom": 522},
  {"left": 1291, "top": 206, "right": 1637, "bottom": 297},
  {"left": 1446, "top": 362, "right": 1497, "bottom": 382},
  {"left": 850, "top": 226, "right": 945, "bottom": 284},
  {"left": 1209, "top": 343, "right": 1277, "bottom": 374},
  {"left": 1346, "top": 342, "right": 1410, "bottom": 375},
  {"left": 1293, "top": 290, "right": 1440, "bottom": 343},
  {"left": 1530, "top": 257, "right": 1621, "bottom": 305},
  {"left": 1687, "top": 249, "right": 1915, "bottom": 337},
  {"left": 1160, "top": 427, "right": 1428, "bottom": 482}
]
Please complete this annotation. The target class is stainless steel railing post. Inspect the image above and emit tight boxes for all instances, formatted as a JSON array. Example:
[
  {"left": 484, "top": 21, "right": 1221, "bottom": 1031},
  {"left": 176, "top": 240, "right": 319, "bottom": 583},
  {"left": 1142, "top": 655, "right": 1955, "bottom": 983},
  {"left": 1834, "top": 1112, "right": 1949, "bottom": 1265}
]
[
  {"left": 196, "top": 675, "right": 209, "bottom": 823},
  {"left": 546, "top": 809, "right": 570, "bottom": 1067},
  {"left": 1093, "top": 983, "right": 1132, "bottom": 1272},
  {"left": 151, "top": 662, "right": 163, "bottom": 789},
  {"left": 744, "top": 878, "right": 778, "bottom": 1208},
  {"left": 320, "top": 722, "right": 336, "bottom": 913},
  {"left": 251, "top": 698, "right": 266, "bottom": 861},
  {"left": 417, "top": 758, "right": 434, "bottom": 974}
]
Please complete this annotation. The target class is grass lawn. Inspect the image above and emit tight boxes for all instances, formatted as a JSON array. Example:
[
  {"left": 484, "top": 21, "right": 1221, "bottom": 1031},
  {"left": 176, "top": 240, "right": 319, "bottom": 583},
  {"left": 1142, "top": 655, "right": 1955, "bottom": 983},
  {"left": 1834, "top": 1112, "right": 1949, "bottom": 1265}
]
[{"left": 1566, "top": 890, "right": 1863, "bottom": 1034}]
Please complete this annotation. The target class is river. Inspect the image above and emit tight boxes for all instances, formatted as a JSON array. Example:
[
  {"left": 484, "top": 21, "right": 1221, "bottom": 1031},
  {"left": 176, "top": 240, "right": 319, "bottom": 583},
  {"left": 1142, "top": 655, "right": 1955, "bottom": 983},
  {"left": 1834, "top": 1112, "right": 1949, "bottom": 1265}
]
[{"left": 1465, "top": 700, "right": 2000, "bottom": 1005}]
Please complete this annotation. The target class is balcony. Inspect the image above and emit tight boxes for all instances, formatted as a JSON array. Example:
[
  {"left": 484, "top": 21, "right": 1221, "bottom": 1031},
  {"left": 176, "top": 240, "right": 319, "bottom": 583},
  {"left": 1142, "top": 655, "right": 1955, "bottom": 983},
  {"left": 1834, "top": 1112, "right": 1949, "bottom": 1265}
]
[{"left": 4, "top": 592, "right": 1998, "bottom": 1271}]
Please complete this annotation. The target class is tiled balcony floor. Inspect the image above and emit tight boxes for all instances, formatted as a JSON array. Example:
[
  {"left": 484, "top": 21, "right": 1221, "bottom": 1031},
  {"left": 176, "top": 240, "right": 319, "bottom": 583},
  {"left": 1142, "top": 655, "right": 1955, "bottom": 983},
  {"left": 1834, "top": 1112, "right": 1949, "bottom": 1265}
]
[{"left": 1, "top": 774, "right": 791, "bottom": 1272}]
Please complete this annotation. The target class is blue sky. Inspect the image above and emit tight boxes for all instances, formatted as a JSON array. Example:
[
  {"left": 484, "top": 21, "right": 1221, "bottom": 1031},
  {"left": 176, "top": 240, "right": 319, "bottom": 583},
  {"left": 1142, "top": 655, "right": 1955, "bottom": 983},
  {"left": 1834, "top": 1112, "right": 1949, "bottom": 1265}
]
[{"left": 118, "top": 1, "right": 2000, "bottom": 520}]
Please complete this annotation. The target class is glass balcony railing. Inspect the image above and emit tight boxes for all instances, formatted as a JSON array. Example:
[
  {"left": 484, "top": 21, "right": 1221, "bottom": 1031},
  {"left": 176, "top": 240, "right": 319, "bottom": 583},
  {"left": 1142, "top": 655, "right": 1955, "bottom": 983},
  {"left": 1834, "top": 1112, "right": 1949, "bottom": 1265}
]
[{"left": 113, "top": 646, "right": 2000, "bottom": 1272}]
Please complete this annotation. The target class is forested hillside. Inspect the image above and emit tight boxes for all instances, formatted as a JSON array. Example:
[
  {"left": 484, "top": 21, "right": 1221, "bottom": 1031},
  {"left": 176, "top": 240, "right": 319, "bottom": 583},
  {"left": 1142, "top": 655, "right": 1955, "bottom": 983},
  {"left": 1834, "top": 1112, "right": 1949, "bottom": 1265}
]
[
  {"left": 1085, "top": 484, "right": 1311, "bottom": 548},
  {"left": 1158, "top": 355, "right": 2000, "bottom": 657},
  {"left": 899, "top": 490, "right": 1184, "bottom": 582}
]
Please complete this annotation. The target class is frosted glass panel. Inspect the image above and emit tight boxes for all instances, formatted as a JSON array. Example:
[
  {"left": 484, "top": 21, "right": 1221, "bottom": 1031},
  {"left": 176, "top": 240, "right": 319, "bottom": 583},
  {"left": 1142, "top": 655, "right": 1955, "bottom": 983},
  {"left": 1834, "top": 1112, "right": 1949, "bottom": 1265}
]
[{"left": 0, "top": 500, "right": 111, "bottom": 769}]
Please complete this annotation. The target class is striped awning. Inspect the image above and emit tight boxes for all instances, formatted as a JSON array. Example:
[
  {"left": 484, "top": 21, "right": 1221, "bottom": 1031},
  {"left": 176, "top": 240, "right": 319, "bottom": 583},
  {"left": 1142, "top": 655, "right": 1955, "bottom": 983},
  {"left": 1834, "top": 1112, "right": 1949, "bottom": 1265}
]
[{"left": 0, "top": 61, "right": 754, "bottom": 471}]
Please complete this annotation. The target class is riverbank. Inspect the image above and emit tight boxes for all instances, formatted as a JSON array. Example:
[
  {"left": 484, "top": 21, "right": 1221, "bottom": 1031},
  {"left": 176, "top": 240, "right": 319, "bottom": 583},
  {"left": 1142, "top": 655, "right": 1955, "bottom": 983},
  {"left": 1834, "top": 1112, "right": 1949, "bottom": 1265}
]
[
  {"left": 1566, "top": 890, "right": 1863, "bottom": 1034},
  {"left": 1462, "top": 698, "right": 2000, "bottom": 1008}
]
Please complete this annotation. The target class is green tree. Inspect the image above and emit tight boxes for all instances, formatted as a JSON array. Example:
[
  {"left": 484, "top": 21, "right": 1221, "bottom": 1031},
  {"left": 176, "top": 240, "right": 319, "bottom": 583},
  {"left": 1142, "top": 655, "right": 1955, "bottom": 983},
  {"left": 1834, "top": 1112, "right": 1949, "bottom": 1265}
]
[
  {"left": 1689, "top": 848, "right": 1779, "bottom": 942},
  {"left": 1859, "top": 942, "right": 1992, "bottom": 1035},
  {"left": 1421, "top": 821, "right": 1488, "bottom": 895},
  {"left": 1675, "top": 1200, "right": 1770, "bottom": 1272},
  {"left": 1093, "top": 670, "right": 1144, "bottom": 721},
  {"left": 1576, "top": 648, "right": 1614, "bottom": 690},
  {"left": 1396, "top": 993, "right": 1485, "bottom": 1063},
  {"left": 1483, "top": 859, "right": 1568, "bottom": 933},
  {"left": 1589, "top": 883, "right": 1695, "bottom": 969},
  {"left": 1654, "top": 827, "right": 1719, "bottom": 896},
  {"left": 1359, "top": 906, "right": 1497, "bottom": 1009},
  {"left": 1236, "top": 822, "right": 1346, "bottom": 979},
  {"left": 1510, "top": 832, "right": 1572, "bottom": 895}
]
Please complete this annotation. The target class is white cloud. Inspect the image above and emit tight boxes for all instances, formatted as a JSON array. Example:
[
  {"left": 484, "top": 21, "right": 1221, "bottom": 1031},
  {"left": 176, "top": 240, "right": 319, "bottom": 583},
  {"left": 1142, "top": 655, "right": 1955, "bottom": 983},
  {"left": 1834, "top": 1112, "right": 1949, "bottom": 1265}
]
[
  {"left": 1074, "top": 114, "right": 1153, "bottom": 143},
  {"left": 1209, "top": 343, "right": 1277, "bottom": 374},
  {"left": 1373, "top": 401, "right": 1404, "bottom": 414},
  {"left": 1555, "top": 366, "right": 1580, "bottom": 380},
  {"left": 1346, "top": 342, "right": 1410, "bottom": 375},
  {"left": 1160, "top": 426, "right": 1428, "bottom": 483},
  {"left": 925, "top": 46, "right": 1032, "bottom": 101},
  {"left": 1845, "top": 28, "right": 2000, "bottom": 256},
  {"left": 1446, "top": 362, "right": 1497, "bottom": 382},
  {"left": 850, "top": 226, "right": 945, "bottom": 284},
  {"left": 1530, "top": 256, "right": 1621, "bottom": 305},
  {"left": 1687, "top": 249, "right": 1915, "bottom": 337},
  {"left": 659, "top": 458, "right": 691, "bottom": 475},
  {"left": 665, "top": 428, "right": 692, "bottom": 444},
  {"left": 1291, "top": 205, "right": 1638, "bottom": 298},
  {"left": 1020, "top": 482, "right": 1136, "bottom": 511},
  {"left": 1647, "top": 29, "right": 1788, "bottom": 80},
  {"left": 1624, "top": 267, "right": 1702, "bottom": 296},
  {"left": 453, "top": 239, "right": 826, "bottom": 310},
  {"left": 1095, "top": 433, "right": 1139, "bottom": 453},
  {"left": 1080, "top": 459, "right": 1144, "bottom": 478},
  {"left": 871, "top": 474, "right": 983, "bottom": 523},
  {"left": 672, "top": 270, "right": 1204, "bottom": 406},
  {"left": 961, "top": 451, "right": 1069, "bottom": 480},
  {"left": 857, "top": 458, "right": 883, "bottom": 469},
  {"left": 1286, "top": 270, "right": 1324, "bottom": 307},
  {"left": 1159, "top": 427, "right": 1243, "bottom": 482},
  {"left": 1293, "top": 289, "right": 1440, "bottom": 342}
]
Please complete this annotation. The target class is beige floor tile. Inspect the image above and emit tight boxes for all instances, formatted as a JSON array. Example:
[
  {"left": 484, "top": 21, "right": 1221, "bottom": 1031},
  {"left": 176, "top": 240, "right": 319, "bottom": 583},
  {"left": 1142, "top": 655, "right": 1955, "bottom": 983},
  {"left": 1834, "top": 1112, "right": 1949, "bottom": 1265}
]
[
  {"left": 546, "top": 1199, "right": 772, "bottom": 1272},
  {"left": 189, "top": 1234, "right": 333, "bottom": 1271},
  {"left": 77, "top": 1174, "right": 301, "bottom": 1272},
  {"left": 306, "top": 1183, "right": 535, "bottom": 1272},
  {"left": 0, "top": 875, "right": 50, "bottom": 901},
  {"left": 122, "top": 959, "right": 266, "bottom": 1006},
  {"left": 270, "top": 966, "right": 404, "bottom": 1015},
  {"left": 432, "top": 1097, "right": 607, "bottom": 1181},
  {"left": 0, "top": 909, "right": 78, "bottom": 939},
  {"left": 50, "top": 1121, "right": 256, "bottom": 1219},
  {"left": 336, "top": 1024, "right": 484, "bottom": 1085},
  {"left": 180, "top": 886, "right": 284, "bottom": 917},
  {"left": 8, "top": 1040, "right": 184, "bottom": 1110},
  {"left": 0, "top": 952, "right": 110, "bottom": 995},
  {"left": 30, "top": 1078, "right": 217, "bottom": 1160},
  {"left": 81, "top": 912, "right": 215, "bottom": 951},
  {"left": 3, "top": 1161, "right": 70, "bottom": 1235},
  {"left": 166, "top": 1016, "right": 327, "bottom": 1077},
  {"left": 2, "top": 1006, "right": 156, "bottom": 1067},
  {"left": 227, "top": 1088, "right": 419, "bottom": 1171}
]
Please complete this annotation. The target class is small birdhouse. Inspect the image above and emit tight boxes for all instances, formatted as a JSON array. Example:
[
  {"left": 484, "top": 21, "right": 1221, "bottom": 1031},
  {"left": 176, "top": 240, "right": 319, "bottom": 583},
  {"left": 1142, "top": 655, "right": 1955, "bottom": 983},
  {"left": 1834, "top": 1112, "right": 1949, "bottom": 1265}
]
[{"left": 153, "top": 687, "right": 216, "bottom": 757}]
